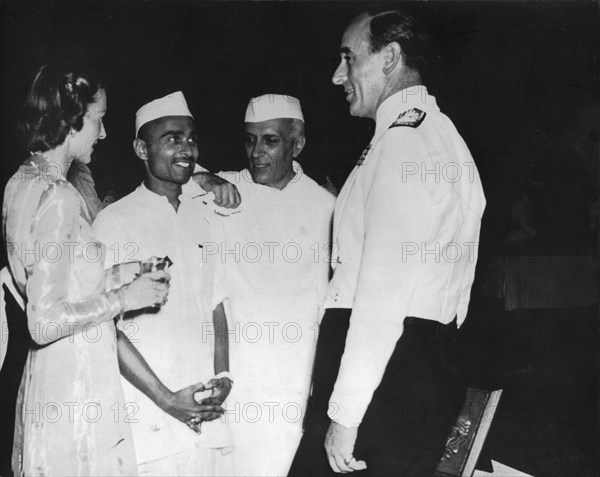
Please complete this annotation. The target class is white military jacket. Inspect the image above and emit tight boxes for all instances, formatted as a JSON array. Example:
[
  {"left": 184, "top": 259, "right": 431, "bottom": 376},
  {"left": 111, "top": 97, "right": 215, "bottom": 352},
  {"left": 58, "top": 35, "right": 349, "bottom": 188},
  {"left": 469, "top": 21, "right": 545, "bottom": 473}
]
[{"left": 326, "top": 86, "right": 486, "bottom": 428}]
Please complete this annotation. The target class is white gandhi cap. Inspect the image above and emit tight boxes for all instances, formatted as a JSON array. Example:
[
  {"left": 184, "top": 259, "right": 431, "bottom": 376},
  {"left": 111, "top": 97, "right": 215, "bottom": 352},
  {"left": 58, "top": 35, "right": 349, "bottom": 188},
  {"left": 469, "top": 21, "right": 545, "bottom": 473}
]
[
  {"left": 245, "top": 94, "right": 304, "bottom": 123},
  {"left": 135, "top": 91, "right": 194, "bottom": 137}
]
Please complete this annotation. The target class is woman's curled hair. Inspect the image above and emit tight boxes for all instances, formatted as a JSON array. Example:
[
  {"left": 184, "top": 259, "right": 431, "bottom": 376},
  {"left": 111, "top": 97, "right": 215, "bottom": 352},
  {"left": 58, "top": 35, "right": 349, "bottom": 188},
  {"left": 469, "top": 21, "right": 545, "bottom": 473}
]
[{"left": 19, "top": 63, "right": 104, "bottom": 153}]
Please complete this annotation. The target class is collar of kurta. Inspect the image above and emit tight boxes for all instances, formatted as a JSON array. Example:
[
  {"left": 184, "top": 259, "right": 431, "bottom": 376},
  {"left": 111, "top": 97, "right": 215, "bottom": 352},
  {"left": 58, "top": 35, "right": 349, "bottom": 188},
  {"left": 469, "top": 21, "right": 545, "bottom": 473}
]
[
  {"left": 136, "top": 182, "right": 191, "bottom": 207},
  {"left": 373, "top": 85, "right": 439, "bottom": 139}
]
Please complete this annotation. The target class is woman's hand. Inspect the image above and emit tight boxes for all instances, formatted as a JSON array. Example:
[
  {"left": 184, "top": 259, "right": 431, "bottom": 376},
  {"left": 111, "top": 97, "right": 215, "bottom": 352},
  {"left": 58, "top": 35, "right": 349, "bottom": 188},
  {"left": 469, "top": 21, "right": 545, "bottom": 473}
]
[
  {"left": 121, "top": 270, "right": 170, "bottom": 312},
  {"left": 117, "top": 261, "right": 142, "bottom": 285}
]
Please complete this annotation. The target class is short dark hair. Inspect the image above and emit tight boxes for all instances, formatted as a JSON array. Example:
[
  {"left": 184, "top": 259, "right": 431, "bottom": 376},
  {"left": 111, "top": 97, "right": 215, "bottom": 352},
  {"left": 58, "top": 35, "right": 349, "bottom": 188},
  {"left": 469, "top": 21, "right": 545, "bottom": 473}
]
[
  {"left": 366, "top": 10, "right": 429, "bottom": 72},
  {"left": 19, "top": 63, "right": 104, "bottom": 152}
]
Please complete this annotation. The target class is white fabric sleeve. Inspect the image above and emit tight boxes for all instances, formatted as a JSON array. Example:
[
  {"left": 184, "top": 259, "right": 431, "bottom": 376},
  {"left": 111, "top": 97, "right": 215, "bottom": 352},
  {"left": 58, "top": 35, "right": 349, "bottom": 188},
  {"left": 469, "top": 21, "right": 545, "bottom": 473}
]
[{"left": 328, "top": 129, "right": 443, "bottom": 428}]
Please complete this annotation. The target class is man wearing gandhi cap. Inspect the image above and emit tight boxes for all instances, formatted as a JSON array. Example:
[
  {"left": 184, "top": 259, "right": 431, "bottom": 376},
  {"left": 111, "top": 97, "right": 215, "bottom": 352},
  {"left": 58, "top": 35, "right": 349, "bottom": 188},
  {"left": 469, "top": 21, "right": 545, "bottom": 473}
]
[
  {"left": 243, "top": 94, "right": 305, "bottom": 189},
  {"left": 192, "top": 93, "right": 334, "bottom": 476},
  {"left": 93, "top": 91, "right": 234, "bottom": 476}
]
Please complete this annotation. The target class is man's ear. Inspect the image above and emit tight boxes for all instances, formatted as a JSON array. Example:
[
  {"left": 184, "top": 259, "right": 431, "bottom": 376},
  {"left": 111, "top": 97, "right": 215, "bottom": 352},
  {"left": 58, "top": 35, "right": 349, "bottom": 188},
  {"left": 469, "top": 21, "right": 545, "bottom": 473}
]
[
  {"left": 133, "top": 138, "right": 148, "bottom": 161},
  {"left": 382, "top": 41, "right": 403, "bottom": 75},
  {"left": 292, "top": 136, "right": 306, "bottom": 158}
]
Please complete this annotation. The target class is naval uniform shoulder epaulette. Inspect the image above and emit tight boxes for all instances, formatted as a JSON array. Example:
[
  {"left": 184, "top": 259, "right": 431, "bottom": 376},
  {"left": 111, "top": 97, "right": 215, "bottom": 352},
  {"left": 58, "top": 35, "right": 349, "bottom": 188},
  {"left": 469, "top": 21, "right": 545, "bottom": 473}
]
[{"left": 389, "top": 108, "right": 426, "bottom": 129}]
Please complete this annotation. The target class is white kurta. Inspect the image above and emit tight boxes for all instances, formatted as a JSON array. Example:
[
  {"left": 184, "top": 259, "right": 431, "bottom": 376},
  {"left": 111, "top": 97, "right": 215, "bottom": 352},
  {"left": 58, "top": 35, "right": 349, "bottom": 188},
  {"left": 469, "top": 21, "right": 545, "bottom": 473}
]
[
  {"left": 93, "top": 184, "right": 232, "bottom": 474},
  {"left": 212, "top": 162, "right": 334, "bottom": 476}
]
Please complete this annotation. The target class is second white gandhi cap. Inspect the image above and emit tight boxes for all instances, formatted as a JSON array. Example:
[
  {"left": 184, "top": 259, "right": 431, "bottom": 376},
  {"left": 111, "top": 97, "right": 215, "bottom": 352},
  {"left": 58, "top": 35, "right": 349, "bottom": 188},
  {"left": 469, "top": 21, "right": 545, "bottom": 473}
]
[
  {"left": 245, "top": 94, "right": 304, "bottom": 123},
  {"left": 135, "top": 91, "right": 194, "bottom": 136}
]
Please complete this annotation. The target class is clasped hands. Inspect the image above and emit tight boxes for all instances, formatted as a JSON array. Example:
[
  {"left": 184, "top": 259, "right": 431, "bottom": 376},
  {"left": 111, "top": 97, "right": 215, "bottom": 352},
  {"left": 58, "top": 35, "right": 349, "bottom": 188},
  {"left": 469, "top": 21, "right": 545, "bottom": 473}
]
[{"left": 161, "top": 377, "right": 232, "bottom": 434}]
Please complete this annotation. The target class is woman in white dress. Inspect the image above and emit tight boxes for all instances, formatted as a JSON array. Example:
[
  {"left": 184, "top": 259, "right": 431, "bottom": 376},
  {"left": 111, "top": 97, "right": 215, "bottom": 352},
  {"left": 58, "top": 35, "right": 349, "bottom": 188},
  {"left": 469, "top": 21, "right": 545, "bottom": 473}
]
[{"left": 3, "top": 63, "right": 170, "bottom": 476}]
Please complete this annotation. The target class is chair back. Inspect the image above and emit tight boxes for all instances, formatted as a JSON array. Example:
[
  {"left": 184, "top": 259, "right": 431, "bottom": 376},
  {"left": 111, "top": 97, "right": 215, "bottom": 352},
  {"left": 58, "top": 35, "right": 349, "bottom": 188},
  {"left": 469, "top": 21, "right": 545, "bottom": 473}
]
[{"left": 435, "top": 388, "right": 503, "bottom": 477}]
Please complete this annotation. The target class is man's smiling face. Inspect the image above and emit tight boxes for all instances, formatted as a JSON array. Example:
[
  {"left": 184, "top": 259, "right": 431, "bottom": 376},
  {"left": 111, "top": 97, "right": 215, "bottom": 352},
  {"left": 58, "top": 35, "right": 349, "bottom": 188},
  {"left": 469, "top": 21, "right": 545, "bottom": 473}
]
[
  {"left": 331, "top": 14, "right": 387, "bottom": 119},
  {"left": 244, "top": 118, "right": 299, "bottom": 190},
  {"left": 142, "top": 116, "right": 198, "bottom": 186}
]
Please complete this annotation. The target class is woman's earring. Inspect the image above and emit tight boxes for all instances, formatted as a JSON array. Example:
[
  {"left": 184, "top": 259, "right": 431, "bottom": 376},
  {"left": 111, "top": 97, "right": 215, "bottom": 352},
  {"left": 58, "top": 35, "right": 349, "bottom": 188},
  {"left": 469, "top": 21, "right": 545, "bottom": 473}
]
[{"left": 70, "top": 129, "right": 76, "bottom": 137}]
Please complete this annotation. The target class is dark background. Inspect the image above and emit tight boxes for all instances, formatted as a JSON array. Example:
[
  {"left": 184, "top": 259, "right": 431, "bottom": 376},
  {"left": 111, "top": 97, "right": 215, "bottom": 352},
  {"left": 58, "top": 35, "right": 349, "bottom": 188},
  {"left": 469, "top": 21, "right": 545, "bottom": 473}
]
[
  {"left": 0, "top": 1, "right": 599, "bottom": 476},
  {"left": 1, "top": 1, "right": 598, "bottom": 258}
]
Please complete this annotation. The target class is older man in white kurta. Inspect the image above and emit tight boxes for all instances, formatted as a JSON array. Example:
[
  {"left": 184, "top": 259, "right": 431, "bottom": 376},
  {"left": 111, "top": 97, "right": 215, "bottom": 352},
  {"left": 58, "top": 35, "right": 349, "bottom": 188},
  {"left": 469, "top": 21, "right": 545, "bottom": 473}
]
[{"left": 194, "top": 95, "right": 335, "bottom": 476}]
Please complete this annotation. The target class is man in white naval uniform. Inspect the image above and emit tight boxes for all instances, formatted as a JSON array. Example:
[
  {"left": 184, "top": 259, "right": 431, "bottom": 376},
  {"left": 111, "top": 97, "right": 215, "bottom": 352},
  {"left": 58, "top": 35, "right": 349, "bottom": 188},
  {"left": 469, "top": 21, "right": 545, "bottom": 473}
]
[
  {"left": 192, "top": 94, "right": 335, "bottom": 476},
  {"left": 93, "top": 92, "right": 234, "bottom": 476},
  {"left": 290, "top": 10, "right": 486, "bottom": 477}
]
